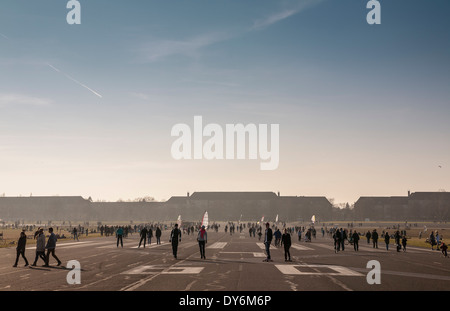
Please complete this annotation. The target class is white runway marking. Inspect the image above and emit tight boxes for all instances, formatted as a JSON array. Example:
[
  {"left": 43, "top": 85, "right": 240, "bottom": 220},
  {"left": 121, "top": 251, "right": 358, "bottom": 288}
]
[
  {"left": 275, "top": 264, "right": 363, "bottom": 276},
  {"left": 208, "top": 242, "right": 227, "bottom": 249},
  {"left": 130, "top": 242, "right": 166, "bottom": 249},
  {"left": 291, "top": 244, "right": 314, "bottom": 251},
  {"left": 122, "top": 265, "right": 204, "bottom": 275},
  {"left": 220, "top": 252, "right": 266, "bottom": 257},
  {"left": 27, "top": 241, "right": 94, "bottom": 250}
]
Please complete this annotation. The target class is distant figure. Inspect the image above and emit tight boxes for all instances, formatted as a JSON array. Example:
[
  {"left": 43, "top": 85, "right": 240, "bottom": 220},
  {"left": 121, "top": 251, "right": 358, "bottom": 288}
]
[
  {"left": 340, "top": 229, "right": 347, "bottom": 251},
  {"left": 436, "top": 231, "right": 440, "bottom": 251},
  {"left": 372, "top": 229, "right": 379, "bottom": 249},
  {"left": 384, "top": 232, "right": 390, "bottom": 250},
  {"left": 73, "top": 227, "right": 79, "bottom": 241},
  {"left": 197, "top": 225, "right": 207, "bottom": 259},
  {"left": 116, "top": 227, "right": 124, "bottom": 248},
  {"left": 170, "top": 224, "right": 182, "bottom": 259},
  {"left": 333, "top": 229, "right": 341, "bottom": 252},
  {"left": 32, "top": 228, "right": 46, "bottom": 266},
  {"left": 298, "top": 229, "right": 302, "bottom": 242},
  {"left": 138, "top": 227, "right": 148, "bottom": 248},
  {"left": 274, "top": 229, "right": 282, "bottom": 247},
  {"left": 258, "top": 229, "right": 262, "bottom": 241},
  {"left": 281, "top": 229, "right": 292, "bottom": 262},
  {"left": 366, "top": 231, "right": 371, "bottom": 244},
  {"left": 13, "top": 231, "right": 29, "bottom": 267},
  {"left": 401, "top": 235, "right": 407, "bottom": 252},
  {"left": 263, "top": 222, "right": 273, "bottom": 262},
  {"left": 429, "top": 231, "right": 436, "bottom": 250},
  {"left": 44, "top": 227, "right": 62, "bottom": 267},
  {"left": 147, "top": 228, "right": 153, "bottom": 245},
  {"left": 156, "top": 227, "right": 162, "bottom": 244},
  {"left": 395, "top": 231, "right": 401, "bottom": 252},
  {"left": 352, "top": 231, "right": 359, "bottom": 251}
]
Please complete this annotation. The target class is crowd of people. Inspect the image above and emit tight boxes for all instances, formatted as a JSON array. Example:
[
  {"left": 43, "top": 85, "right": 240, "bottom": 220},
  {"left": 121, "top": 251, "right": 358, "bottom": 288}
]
[{"left": 11, "top": 221, "right": 449, "bottom": 268}]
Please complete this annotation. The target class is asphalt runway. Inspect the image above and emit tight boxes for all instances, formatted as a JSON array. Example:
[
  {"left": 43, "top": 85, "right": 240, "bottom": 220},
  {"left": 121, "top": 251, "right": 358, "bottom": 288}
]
[{"left": 1, "top": 229, "right": 449, "bottom": 292}]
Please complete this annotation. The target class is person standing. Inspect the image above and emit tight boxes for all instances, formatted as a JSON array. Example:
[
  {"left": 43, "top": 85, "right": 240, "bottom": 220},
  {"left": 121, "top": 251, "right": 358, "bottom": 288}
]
[
  {"left": 340, "top": 229, "right": 347, "bottom": 251},
  {"left": 31, "top": 228, "right": 46, "bottom": 266},
  {"left": 429, "top": 231, "right": 436, "bottom": 250},
  {"left": 281, "top": 229, "right": 292, "bottom": 262},
  {"left": 352, "top": 230, "right": 360, "bottom": 251},
  {"left": 156, "top": 227, "right": 162, "bottom": 245},
  {"left": 366, "top": 230, "right": 371, "bottom": 244},
  {"left": 116, "top": 226, "right": 124, "bottom": 248},
  {"left": 170, "top": 224, "right": 182, "bottom": 259},
  {"left": 372, "top": 229, "right": 379, "bottom": 249},
  {"left": 263, "top": 222, "right": 273, "bottom": 262},
  {"left": 73, "top": 227, "right": 79, "bottom": 241},
  {"left": 44, "top": 227, "right": 62, "bottom": 267},
  {"left": 13, "top": 231, "right": 29, "bottom": 267},
  {"left": 384, "top": 232, "right": 390, "bottom": 250},
  {"left": 197, "top": 225, "right": 207, "bottom": 259},
  {"left": 138, "top": 226, "right": 148, "bottom": 248}
]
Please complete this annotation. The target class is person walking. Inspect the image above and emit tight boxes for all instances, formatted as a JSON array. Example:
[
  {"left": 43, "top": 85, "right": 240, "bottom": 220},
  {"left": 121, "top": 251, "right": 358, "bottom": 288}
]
[
  {"left": 401, "top": 235, "right": 407, "bottom": 252},
  {"left": 138, "top": 226, "right": 148, "bottom": 248},
  {"left": 352, "top": 230, "right": 360, "bottom": 251},
  {"left": 170, "top": 224, "right": 182, "bottom": 259},
  {"left": 197, "top": 225, "right": 207, "bottom": 259},
  {"left": 281, "top": 229, "right": 292, "bottom": 262},
  {"left": 44, "top": 227, "right": 61, "bottom": 267},
  {"left": 156, "top": 227, "right": 162, "bottom": 245},
  {"left": 263, "top": 222, "right": 273, "bottom": 262},
  {"left": 372, "top": 229, "right": 379, "bottom": 249},
  {"left": 384, "top": 232, "right": 390, "bottom": 250},
  {"left": 31, "top": 228, "right": 46, "bottom": 266},
  {"left": 13, "top": 231, "right": 29, "bottom": 267},
  {"left": 73, "top": 227, "right": 79, "bottom": 241},
  {"left": 116, "top": 227, "right": 124, "bottom": 248},
  {"left": 341, "top": 228, "right": 347, "bottom": 251}
]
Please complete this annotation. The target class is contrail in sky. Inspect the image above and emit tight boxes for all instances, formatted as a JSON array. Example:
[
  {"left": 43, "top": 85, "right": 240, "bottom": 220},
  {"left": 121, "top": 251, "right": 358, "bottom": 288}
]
[
  {"left": 0, "top": 32, "right": 9, "bottom": 39},
  {"left": 47, "top": 63, "right": 103, "bottom": 98}
]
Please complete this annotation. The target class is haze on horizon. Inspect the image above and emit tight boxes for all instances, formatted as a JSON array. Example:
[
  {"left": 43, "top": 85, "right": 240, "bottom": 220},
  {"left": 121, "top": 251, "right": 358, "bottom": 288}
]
[{"left": 0, "top": 0, "right": 449, "bottom": 206}]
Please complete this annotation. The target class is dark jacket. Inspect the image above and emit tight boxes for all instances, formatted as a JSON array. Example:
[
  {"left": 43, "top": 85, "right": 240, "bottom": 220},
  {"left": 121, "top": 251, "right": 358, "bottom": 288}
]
[
  {"left": 156, "top": 228, "right": 161, "bottom": 237},
  {"left": 16, "top": 235, "right": 27, "bottom": 251},
  {"left": 265, "top": 228, "right": 273, "bottom": 243},
  {"left": 281, "top": 233, "right": 291, "bottom": 247},
  {"left": 140, "top": 227, "right": 148, "bottom": 237},
  {"left": 352, "top": 232, "right": 360, "bottom": 242},
  {"left": 170, "top": 228, "right": 181, "bottom": 243},
  {"left": 46, "top": 232, "right": 57, "bottom": 249}
]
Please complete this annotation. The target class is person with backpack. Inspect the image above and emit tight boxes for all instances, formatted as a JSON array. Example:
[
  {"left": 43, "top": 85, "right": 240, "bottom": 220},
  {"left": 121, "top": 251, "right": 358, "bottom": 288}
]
[{"left": 197, "top": 225, "right": 207, "bottom": 259}]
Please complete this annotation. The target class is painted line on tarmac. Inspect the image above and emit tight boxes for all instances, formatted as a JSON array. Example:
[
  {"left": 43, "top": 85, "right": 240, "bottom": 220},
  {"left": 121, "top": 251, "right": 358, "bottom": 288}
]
[
  {"left": 275, "top": 264, "right": 364, "bottom": 277},
  {"left": 291, "top": 244, "right": 314, "bottom": 251},
  {"left": 208, "top": 242, "right": 227, "bottom": 249}
]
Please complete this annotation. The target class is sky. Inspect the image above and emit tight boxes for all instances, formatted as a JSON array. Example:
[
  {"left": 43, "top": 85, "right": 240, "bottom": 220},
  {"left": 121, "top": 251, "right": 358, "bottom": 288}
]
[{"left": 0, "top": 0, "right": 449, "bottom": 204}]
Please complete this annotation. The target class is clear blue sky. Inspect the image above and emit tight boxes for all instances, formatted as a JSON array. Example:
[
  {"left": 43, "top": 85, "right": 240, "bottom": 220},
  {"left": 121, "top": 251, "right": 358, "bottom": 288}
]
[{"left": 0, "top": 0, "right": 449, "bottom": 204}]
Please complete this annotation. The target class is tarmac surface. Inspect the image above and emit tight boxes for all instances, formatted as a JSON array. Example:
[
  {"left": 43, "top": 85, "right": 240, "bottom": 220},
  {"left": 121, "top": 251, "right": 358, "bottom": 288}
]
[{"left": 1, "top": 229, "right": 449, "bottom": 292}]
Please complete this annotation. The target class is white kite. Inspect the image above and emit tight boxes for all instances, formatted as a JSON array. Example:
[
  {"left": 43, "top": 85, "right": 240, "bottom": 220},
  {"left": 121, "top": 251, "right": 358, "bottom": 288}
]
[
  {"left": 311, "top": 215, "right": 315, "bottom": 224},
  {"left": 201, "top": 211, "right": 209, "bottom": 228}
]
